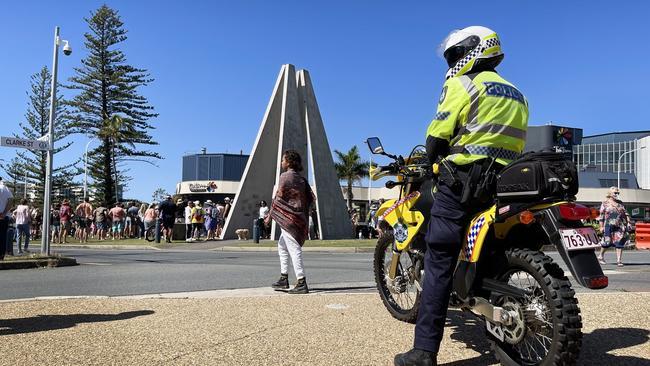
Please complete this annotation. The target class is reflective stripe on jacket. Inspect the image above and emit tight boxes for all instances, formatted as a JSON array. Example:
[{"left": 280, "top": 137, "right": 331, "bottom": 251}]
[{"left": 426, "top": 71, "right": 529, "bottom": 166}]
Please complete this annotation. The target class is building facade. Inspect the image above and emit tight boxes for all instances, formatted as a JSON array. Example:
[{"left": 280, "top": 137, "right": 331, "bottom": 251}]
[
  {"left": 526, "top": 125, "right": 650, "bottom": 219},
  {"left": 572, "top": 131, "right": 650, "bottom": 189},
  {"left": 176, "top": 152, "right": 248, "bottom": 203}
]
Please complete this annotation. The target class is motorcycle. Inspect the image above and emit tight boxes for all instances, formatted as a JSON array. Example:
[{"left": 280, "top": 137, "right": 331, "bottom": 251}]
[{"left": 366, "top": 137, "right": 607, "bottom": 366}]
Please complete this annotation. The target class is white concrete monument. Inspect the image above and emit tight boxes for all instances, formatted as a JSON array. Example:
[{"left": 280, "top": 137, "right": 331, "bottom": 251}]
[{"left": 221, "top": 64, "right": 352, "bottom": 240}]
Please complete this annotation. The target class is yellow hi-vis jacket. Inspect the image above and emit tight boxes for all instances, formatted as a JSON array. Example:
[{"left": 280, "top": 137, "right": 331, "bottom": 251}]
[{"left": 426, "top": 71, "right": 529, "bottom": 166}]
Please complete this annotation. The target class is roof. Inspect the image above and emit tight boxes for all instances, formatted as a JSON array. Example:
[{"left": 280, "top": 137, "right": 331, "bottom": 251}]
[
  {"left": 182, "top": 152, "right": 250, "bottom": 159},
  {"left": 582, "top": 131, "right": 650, "bottom": 144}
]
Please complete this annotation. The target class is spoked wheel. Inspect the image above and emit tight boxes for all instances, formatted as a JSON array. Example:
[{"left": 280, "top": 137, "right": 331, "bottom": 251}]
[
  {"left": 145, "top": 227, "right": 156, "bottom": 242},
  {"left": 373, "top": 233, "right": 422, "bottom": 323},
  {"left": 490, "top": 249, "right": 582, "bottom": 366}
]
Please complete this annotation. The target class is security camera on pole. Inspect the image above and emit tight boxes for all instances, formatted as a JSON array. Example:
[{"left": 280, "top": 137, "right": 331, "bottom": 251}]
[{"left": 41, "top": 26, "right": 71, "bottom": 255}]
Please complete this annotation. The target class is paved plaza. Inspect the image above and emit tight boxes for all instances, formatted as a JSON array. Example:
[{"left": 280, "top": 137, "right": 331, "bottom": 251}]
[{"left": 1, "top": 291, "right": 649, "bottom": 365}]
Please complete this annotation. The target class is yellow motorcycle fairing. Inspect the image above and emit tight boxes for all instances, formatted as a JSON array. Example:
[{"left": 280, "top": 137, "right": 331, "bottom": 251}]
[
  {"left": 460, "top": 206, "right": 496, "bottom": 263},
  {"left": 378, "top": 192, "right": 425, "bottom": 251},
  {"left": 461, "top": 201, "right": 571, "bottom": 264},
  {"left": 369, "top": 165, "right": 391, "bottom": 181}
]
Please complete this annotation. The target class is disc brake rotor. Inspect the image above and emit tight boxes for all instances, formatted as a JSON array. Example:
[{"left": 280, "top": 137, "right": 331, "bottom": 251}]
[{"left": 501, "top": 298, "right": 526, "bottom": 344}]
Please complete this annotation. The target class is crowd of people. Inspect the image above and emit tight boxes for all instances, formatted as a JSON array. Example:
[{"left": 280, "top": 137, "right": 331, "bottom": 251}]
[
  {"left": 0, "top": 182, "right": 239, "bottom": 254},
  {"left": 183, "top": 197, "right": 232, "bottom": 242}
]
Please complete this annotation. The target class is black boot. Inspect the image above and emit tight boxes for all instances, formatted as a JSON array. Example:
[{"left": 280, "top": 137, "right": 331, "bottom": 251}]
[
  {"left": 272, "top": 274, "right": 289, "bottom": 290},
  {"left": 288, "top": 277, "right": 309, "bottom": 294},
  {"left": 394, "top": 348, "right": 436, "bottom": 366}
]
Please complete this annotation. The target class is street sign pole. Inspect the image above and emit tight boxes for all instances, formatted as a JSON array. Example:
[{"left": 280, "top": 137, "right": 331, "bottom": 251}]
[{"left": 41, "top": 26, "right": 60, "bottom": 256}]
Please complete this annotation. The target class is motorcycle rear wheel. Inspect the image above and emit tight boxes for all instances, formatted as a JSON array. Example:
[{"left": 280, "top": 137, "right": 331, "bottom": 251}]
[
  {"left": 489, "top": 249, "right": 582, "bottom": 366},
  {"left": 373, "top": 233, "right": 422, "bottom": 324}
]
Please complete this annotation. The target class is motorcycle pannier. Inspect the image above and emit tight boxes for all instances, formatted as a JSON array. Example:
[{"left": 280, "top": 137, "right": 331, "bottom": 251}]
[{"left": 496, "top": 151, "right": 579, "bottom": 202}]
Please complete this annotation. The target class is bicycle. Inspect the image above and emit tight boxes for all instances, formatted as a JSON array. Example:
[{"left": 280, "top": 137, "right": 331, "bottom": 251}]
[{"left": 144, "top": 223, "right": 162, "bottom": 242}]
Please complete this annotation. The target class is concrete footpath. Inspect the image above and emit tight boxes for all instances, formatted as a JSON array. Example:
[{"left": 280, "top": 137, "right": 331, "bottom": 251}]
[{"left": 1, "top": 291, "right": 649, "bottom": 365}]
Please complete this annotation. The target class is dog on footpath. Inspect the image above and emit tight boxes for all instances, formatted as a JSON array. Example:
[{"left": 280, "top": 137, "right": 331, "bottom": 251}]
[{"left": 235, "top": 229, "right": 250, "bottom": 240}]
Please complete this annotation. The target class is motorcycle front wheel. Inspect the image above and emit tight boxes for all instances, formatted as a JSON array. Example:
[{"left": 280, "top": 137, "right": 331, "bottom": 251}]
[
  {"left": 373, "top": 233, "right": 422, "bottom": 324},
  {"left": 489, "top": 249, "right": 582, "bottom": 366}
]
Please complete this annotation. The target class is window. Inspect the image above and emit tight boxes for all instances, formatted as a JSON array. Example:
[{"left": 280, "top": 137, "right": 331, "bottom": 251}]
[{"left": 598, "top": 179, "right": 628, "bottom": 188}]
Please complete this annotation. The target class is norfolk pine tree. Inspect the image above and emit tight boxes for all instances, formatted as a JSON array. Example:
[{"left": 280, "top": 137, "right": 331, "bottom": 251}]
[
  {"left": 1, "top": 67, "right": 79, "bottom": 207},
  {"left": 67, "top": 5, "right": 159, "bottom": 206},
  {"left": 2, "top": 157, "right": 26, "bottom": 198}
]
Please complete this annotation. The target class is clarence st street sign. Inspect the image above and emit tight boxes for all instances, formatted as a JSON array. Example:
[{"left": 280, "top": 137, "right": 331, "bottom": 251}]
[{"left": 1, "top": 136, "right": 51, "bottom": 151}]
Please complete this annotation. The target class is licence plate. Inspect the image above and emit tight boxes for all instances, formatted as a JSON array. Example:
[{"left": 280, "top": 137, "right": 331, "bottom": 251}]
[{"left": 559, "top": 228, "right": 600, "bottom": 251}]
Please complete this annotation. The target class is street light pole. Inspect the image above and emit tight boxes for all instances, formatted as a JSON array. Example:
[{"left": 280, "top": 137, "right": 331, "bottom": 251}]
[
  {"left": 23, "top": 168, "right": 27, "bottom": 199},
  {"left": 617, "top": 145, "right": 646, "bottom": 190},
  {"left": 40, "top": 26, "right": 70, "bottom": 256},
  {"left": 84, "top": 138, "right": 96, "bottom": 201}
]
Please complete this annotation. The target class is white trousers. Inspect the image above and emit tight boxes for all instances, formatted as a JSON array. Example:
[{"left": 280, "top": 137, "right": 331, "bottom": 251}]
[{"left": 278, "top": 229, "right": 305, "bottom": 279}]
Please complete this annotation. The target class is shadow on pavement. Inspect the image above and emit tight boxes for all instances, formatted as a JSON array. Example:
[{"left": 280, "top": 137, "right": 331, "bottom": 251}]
[
  {"left": 309, "top": 286, "right": 376, "bottom": 293},
  {"left": 442, "top": 309, "right": 496, "bottom": 366},
  {"left": 581, "top": 327, "right": 650, "bottom": 365},
  {"left": 0, "top": 310, "right": 155, "bottom": 336},
  {"left": 439, "top": 310, "right": 650, "bottom": 366},
  {"left": 270, "top": 286, "right": 375, "bottom": 294}
]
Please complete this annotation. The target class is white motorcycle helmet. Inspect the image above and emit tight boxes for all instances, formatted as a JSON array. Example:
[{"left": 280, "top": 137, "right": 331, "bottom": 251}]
[{"left": 438, "top": 26, "right": 504, "bottom": 80}]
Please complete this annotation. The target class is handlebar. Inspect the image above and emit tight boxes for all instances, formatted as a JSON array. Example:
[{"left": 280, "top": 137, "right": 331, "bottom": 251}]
[{"left": 385, "top": 180, "right": 405, "bottom": 189}]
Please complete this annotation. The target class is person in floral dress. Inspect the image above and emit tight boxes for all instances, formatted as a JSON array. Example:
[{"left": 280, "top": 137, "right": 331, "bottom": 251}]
[{"left": 598, "top": 187, "right": 630, "bottom": 267}]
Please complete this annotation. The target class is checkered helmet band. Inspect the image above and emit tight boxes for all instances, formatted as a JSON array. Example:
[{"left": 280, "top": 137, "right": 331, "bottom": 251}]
[{"left": 445, "top": 36, "right": 502, "bottom": 80}]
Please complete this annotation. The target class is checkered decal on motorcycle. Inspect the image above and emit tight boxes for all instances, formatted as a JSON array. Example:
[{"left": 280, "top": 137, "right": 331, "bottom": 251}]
[
  {"left": 447, "top": 37, "right": 501, "bottom": 79},
  {"left": 465, "top": 216, "right": 486, "bottom": 261}
]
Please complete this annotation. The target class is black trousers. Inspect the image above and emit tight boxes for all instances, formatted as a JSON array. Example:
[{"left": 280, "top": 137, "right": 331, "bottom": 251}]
[
  {"left": 0, "top": 217, "right": 8, "bottom": 260},
  {"left": 414, "top": 179, "right": 487, "bottom": 353}
]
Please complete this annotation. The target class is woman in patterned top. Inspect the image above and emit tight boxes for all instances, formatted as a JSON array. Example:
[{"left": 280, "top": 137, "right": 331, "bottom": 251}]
[
  {"left": 267, "top": 150, "right": 314, "bottom": 294},
  {"left": 597, "top": 187, "right": 630, "bottom": 267}
]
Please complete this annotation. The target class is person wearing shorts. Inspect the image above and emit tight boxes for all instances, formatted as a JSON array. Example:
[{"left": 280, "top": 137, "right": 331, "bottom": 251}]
[
  {"left": 59, "top": 199, "right": 73, "bottom": 244},
  {"left": 112, "top": 220, "right": 123, "bottom": 237},
  {"left": 93, "top": 205, "right": 108, "bottom": 240},
  {"left": 125, "top": 202, "right": 140, "bottom": 238},
  {"left": 158, "top": 195, "right": 177, "bottom": 243},
  {"left": 143, "top": 203, "right": 157, "bottom": 236},
  {"left": 191, "top": 200, "right": 205, "bottom": 241},
  {"left": 75, "top": 215, "right": 88, "bottom": 242},
  {"left": 109, "top": 203, "right": 126, "bottom": 240},
  {"left": 51, "top": 204, "right": 61, "bottom": 244}
]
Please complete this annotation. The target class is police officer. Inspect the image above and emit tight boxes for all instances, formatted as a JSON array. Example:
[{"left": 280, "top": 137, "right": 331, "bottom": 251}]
[{"left": 394, "top": 26, "right": 529, "bottom": 366}]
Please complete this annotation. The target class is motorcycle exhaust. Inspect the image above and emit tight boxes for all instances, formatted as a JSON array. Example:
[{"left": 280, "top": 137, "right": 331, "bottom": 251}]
[{"left": 461, "top": 296, "right": 513, "bottom": 326}]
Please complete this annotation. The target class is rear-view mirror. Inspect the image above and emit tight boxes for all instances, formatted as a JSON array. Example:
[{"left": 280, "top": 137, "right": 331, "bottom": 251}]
[{"left": 366, "top": 137, "right": 384, "bottom": 155}]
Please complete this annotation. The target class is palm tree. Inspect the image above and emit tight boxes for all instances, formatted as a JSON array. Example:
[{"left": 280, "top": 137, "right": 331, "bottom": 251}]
[
  {"left": 334, "top": 146, "right": 369, "bottom": 211},
  {"left": 97, "top": 115, "right": 133, "bottom": 204}
]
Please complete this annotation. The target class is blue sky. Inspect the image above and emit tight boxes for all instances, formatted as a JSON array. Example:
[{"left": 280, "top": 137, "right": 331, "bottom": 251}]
[{"left": 0, "top": 1, "right": 647, "bottom": 201}]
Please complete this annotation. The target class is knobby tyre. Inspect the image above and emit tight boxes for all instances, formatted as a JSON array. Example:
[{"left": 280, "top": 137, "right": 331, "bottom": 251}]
[
  {"left": 373, "top": 233, "right": 421, "bottom": 324},
  {"left": 490, "top": 249, "right": 582, "bottom": 366}
]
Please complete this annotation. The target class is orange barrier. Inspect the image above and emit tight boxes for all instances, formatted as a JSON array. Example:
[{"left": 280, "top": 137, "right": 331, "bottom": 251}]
[{"left": 636, "top": 223, "right": 650, "bottom": 250}]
